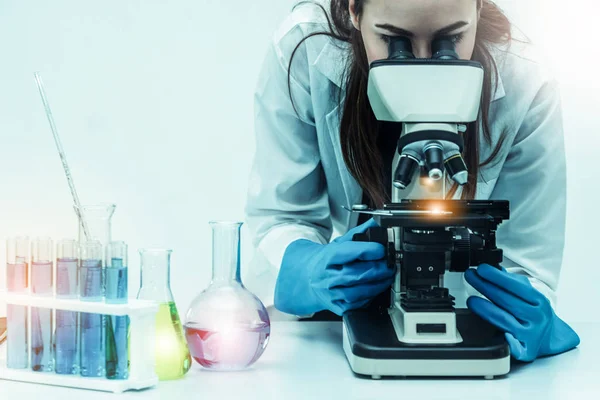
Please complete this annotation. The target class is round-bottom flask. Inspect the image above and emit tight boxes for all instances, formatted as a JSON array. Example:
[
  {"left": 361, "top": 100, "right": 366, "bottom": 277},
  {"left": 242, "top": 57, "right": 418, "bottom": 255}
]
[{"left": 184, "top": 221, "right": 270, "bottom": 371}]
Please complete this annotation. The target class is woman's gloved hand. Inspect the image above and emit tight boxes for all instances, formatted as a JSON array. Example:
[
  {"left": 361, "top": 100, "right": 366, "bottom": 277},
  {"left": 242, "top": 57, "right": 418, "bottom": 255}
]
[
  {"left": 465, "top": 264, "right": 580, "bottom": 362},
  {"left": 275, "top": 218, "right": 395, "bottom": 316}
]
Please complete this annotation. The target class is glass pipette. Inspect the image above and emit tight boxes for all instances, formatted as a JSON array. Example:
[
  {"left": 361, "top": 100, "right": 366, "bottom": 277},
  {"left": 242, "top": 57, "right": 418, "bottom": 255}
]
[{"left": 34, "top": 72, "right": 91, "bottom": 241}]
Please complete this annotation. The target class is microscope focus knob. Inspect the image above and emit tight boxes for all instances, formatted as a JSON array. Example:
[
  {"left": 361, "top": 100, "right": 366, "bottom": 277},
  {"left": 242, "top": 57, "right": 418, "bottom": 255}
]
[
  {"left": 451, "top": 228, "right": 471, "bottom": 272},
  {"left": 353, "top": 227, "right": 388, "bottom": 246},
  {"left": 352, "top": 227, "right": 395, "bottom": 269}
]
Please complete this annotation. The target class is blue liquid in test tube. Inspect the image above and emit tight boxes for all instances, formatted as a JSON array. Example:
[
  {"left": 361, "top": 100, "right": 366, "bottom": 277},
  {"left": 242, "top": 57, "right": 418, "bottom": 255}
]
[
  {"left": 6, "top": 236, "right": 29, "bottom": 369},
  {"left": 55, "top": 239, "right": 80, "bottom": 375},
  {"left": 30, "top": 237, "right": 55, "bottom": 372},
  {"left": 105, "top": 241, "right": 129, "bottom": 380},
  {"left": 79, "top": 241, "right": 105, "bottom": 377}
]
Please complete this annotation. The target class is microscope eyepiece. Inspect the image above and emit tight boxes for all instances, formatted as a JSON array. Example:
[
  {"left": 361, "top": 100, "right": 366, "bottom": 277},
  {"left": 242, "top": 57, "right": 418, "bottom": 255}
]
[
  {"left": 431, "top": 37, "right": 459, "bottom": 60},
  {"left": 388, "top": 36, "right": 415, "bottom": 60}
]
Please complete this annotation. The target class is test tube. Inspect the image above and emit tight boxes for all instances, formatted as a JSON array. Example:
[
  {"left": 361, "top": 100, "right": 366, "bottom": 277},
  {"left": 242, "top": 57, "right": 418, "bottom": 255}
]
[
  {"left": 6, "top": 236, "right": 29, "bottom": 369},
  {"left": 79, "top": 240, "right": 105, "bottom": 377},
  {"left": 55, "top": 239, "right": 80, "bottom": 375},
  {"left": 30, "top": 237, "right": 55, "bottom": 372},
  {"left": 105, "top": 241, "right": 129, "bottom": 379}
]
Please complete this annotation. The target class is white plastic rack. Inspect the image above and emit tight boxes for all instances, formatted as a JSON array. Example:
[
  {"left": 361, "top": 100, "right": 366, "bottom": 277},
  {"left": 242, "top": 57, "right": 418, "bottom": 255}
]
[{"left": 0, "top": 291, "right": 159, "bottom": 393}]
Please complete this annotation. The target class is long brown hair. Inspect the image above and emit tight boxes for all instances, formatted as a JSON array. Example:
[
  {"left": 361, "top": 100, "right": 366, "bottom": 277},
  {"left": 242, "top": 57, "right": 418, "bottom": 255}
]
[{"left": 288, "top": 0, "right": 512, "bottom": 207}]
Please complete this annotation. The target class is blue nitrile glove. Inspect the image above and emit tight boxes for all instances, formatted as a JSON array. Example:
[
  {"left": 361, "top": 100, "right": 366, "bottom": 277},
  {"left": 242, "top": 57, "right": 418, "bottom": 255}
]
[
  {"left": 274, "top": 218, "right": 395, "bottom": 316},
  {"left": 464, "top": 264, "right": 580, "bottom": 362}
]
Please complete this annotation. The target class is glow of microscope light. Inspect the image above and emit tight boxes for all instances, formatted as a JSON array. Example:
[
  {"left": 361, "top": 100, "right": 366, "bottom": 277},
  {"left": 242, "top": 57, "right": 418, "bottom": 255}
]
[{"left": 429, "top": 204, "right": 445, "bottom": 215}]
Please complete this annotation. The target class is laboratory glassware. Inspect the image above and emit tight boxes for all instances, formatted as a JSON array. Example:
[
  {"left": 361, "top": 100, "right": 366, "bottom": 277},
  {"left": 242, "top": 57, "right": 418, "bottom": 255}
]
[
  {"left": 6, "top": 236, "right": 29, "bottom": 369},
  {"left": 79, "top": 240, "right": 105, "bottom": 377},
  {"left": 55, "top": 239, "right": 80, "bottom": 375},
  {"left": 105, "top": 241, "right": 129, "bottom": 380},
  {"left": 30, "top": 237, "right": 54, "bottom": 372},
  {"left": 74, "top": 204, "right": 116, "bottom": 267},
  {"left": 184, "top": 221, "right": 270, "bottom": 371},
  {"left": 34, "top": 72, "right": 92, "bottom": 241},
  {"left": 136, "top": 248, "right": 191, "bottom": 380}
]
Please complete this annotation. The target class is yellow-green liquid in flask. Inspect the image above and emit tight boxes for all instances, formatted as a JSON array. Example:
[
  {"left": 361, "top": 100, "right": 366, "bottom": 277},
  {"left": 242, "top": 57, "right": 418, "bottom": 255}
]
[{"left": 154, "top": 302, "right": 191, "bottom": 380}]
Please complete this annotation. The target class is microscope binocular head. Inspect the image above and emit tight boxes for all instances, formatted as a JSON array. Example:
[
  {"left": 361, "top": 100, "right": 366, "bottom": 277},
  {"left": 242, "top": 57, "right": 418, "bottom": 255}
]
[{"left": 367, "top": 35, "right": 484, "bottom": 189}]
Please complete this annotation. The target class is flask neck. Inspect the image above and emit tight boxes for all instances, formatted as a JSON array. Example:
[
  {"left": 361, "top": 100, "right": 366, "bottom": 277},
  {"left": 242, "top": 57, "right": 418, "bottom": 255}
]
[
  {"left": 138, "top": 250, "right": 173, "bottom": 302},
  {"left": 211, "top": 222, "right": 242, "bottom": 285}
]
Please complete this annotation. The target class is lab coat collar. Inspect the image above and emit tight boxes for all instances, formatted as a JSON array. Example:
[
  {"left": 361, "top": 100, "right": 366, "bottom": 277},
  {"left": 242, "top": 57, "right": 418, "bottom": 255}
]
[
  {"left": 313, "top": 39, "right": 506, "bottom": 102},
  {"left": 313, "top": 39, "right": 350, "bottom": 90}
]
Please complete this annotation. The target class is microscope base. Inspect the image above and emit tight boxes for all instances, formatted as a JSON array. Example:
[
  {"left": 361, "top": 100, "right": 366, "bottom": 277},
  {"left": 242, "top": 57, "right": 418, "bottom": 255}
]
[{"left": 342, "top": 307, "right": 510, "bottom": 379}]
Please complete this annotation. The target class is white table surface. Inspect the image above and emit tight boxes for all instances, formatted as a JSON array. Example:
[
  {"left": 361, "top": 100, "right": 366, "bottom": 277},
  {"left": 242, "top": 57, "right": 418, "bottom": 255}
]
[{"left": 0, "top": 321, "right": 597, "bottom": 399}]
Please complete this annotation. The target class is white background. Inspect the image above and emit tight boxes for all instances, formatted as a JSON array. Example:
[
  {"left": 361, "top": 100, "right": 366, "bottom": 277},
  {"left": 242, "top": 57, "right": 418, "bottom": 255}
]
[{"left": 0, "top": 0, "right": 598, "bottom": 323}]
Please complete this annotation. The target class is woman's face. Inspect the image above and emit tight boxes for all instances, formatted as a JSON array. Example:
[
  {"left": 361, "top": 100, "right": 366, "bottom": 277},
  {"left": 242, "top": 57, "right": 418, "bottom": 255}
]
[{"left": 350, "top": 0, "right": 481, "bottom": 63}]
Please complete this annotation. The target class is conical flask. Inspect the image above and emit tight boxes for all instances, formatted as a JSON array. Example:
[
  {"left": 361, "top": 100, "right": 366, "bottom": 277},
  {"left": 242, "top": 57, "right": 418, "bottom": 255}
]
[
  {"left": 136, "top": 249, "right": 191, "bottom": 380},
  {"left": 184, "top": 221, "right": 271, "bottom": 371}
]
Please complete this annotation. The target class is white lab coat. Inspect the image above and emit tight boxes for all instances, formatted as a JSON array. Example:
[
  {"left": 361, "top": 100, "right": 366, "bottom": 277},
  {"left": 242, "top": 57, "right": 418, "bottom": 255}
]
[{"left": 242, "top": 3, "right": 566, "bottom": 315}]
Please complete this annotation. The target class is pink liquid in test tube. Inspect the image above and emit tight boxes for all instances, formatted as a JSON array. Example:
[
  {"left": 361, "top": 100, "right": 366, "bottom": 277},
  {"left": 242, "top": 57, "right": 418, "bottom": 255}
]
[
  {"left": 6, "top": 237, "right": 30, "bottom": 369},
  {"left": 30, "top": 237, "right": 54, "bottom": 372}
]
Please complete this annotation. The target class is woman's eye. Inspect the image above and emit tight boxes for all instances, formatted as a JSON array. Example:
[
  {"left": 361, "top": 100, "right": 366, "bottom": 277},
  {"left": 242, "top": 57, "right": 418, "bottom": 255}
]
[
  {"left": 445, "top": 33, "right": 464, "bottom": 44},
  {"left": 380, "top": 34, "right": 392, "bottom": 43}
]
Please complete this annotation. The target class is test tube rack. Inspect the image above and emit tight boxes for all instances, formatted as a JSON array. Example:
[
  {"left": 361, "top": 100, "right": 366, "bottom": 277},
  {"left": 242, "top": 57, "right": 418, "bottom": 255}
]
[{"left": 0, "top": 291, "right": 159, "bottom": 393}]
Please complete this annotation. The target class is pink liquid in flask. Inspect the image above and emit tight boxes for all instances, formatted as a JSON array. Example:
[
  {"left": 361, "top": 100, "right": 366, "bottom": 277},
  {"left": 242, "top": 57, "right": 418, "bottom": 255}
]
[
  {"left": 185, "top": 221, "right": 271, "bottom": 371},
  {"left": 185, "top": 322, "right": 270, "bottom": 370}
]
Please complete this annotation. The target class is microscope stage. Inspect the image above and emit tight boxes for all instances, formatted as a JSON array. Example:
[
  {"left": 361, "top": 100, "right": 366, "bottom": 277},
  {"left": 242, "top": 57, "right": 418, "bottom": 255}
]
[{"left": 342, "top": 308, "right": 510, "bottom": 379}]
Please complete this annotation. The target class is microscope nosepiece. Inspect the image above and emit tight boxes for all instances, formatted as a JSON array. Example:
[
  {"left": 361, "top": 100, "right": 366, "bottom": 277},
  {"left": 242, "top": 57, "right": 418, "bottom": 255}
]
[
  {"left": 394, "top": 154, "right": 419, "bottom": 189},
  {"left": 445, "top": 154, "right": 469, "bottom": 185}
]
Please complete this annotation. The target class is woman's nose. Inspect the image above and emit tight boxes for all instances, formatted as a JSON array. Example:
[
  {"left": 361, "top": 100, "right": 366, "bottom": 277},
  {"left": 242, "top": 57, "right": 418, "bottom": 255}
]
[{"left": 412, "top": 41, "right": 431, "bottom": 59}]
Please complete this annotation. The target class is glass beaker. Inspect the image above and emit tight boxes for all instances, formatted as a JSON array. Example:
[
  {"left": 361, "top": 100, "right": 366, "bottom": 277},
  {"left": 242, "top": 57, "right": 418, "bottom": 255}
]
[
  {"left": 184, "top": 221, "right": 270, "bottom": 371},
  {"left": 136, "top": 249, "right": 191, "bottom": 380}
]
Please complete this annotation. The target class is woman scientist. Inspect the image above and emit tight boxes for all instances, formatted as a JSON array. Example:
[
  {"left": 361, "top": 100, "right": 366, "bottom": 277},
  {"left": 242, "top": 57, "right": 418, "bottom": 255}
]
[{"left": 244, "top": 0, "right": 580, "bottom": 362}]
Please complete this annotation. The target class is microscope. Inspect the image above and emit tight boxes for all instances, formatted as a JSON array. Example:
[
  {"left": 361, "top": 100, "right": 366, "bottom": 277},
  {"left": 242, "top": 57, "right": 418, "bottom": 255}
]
[{"left": 342, "top": 36, "right": 511, "bottom": 379}]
